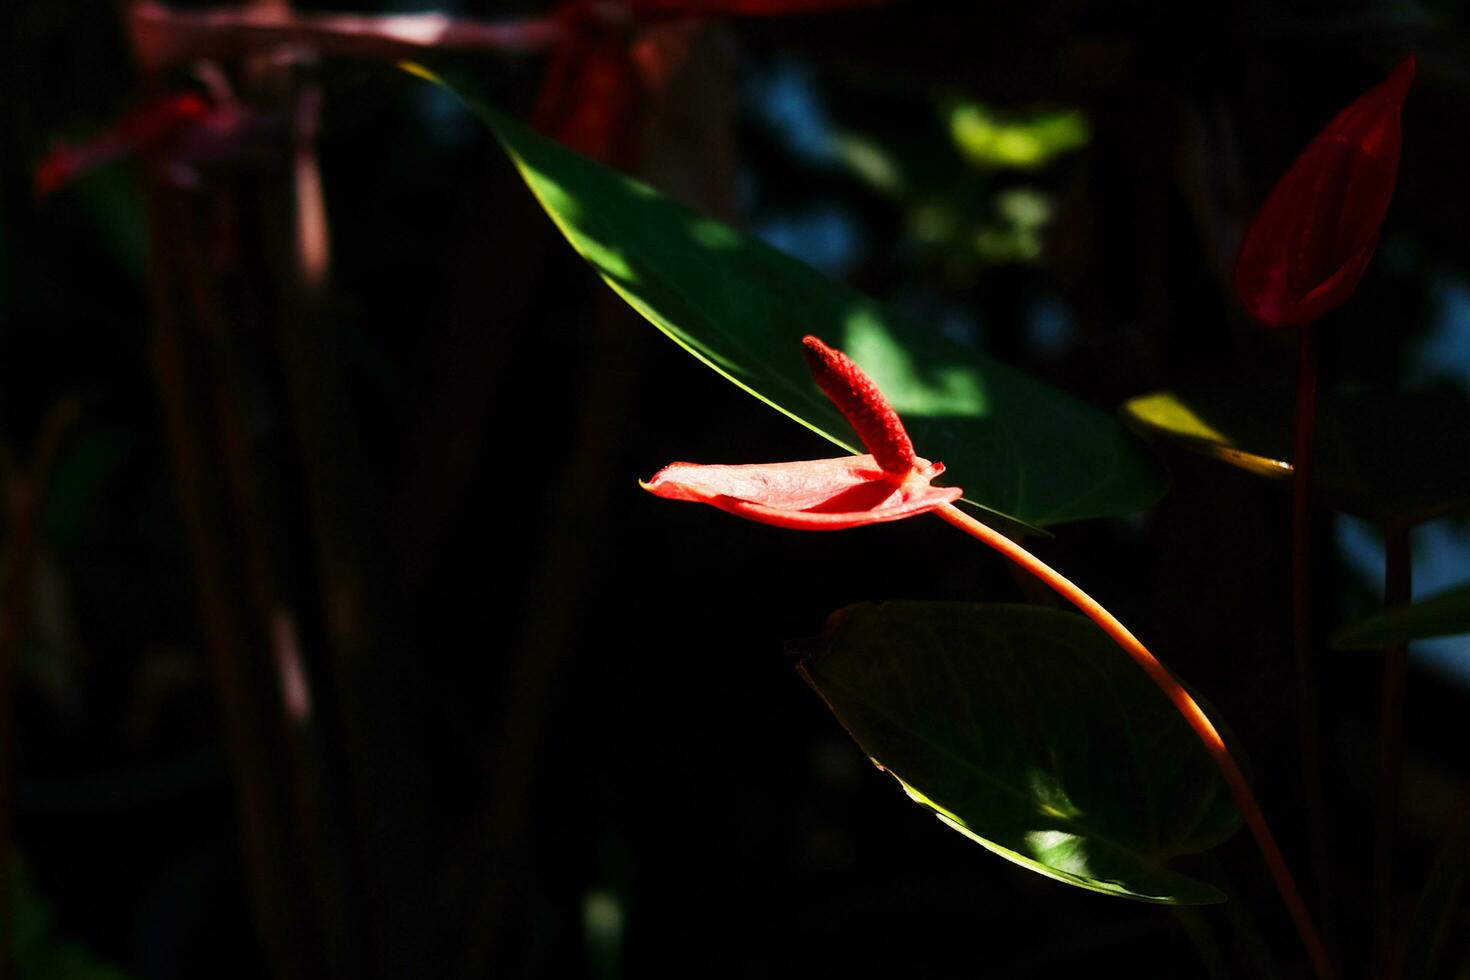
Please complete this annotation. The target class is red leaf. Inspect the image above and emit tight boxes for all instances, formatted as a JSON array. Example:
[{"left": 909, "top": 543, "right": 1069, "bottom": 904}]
[
  {"left": 1233, "top": 57, "right": 1414, "bottom": 328},
  {"left": 34, "top": 92, "right": 209, "bottom": 197},
  {"left": 642, "top": 455, "right": 961, "bottom": 529}
]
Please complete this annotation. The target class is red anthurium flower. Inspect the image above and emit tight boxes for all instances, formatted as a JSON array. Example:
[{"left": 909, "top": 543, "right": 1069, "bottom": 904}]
[
  {"left": 642, "top": 335, "right": 963, "bottom": 529},
  {"left": 1234, "top": 56, "right": 1414, "bottom": 328}
]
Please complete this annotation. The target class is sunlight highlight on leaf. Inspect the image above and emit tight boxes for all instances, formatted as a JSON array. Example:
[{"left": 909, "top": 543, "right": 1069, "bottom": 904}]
[
  {"left": 948, "top": 102, "right": 1090, "bottom": 171},
  {"left": 842, "top": 309, "right": 989, "bottom": 416},
  {"left": 803, "top": 602, "right": 1237, "bottom": 904}
]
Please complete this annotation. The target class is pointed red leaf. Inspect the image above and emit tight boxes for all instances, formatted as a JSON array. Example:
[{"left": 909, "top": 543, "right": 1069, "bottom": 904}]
[
  {"left": 34, "top": 92, "right": 209, "bottom": 197},
  {"left": 642, "top": 455, "right": 961, "bottom": 529},
  {"left": 1234, "top": 57, "right": 1414, "bottom": 328}
]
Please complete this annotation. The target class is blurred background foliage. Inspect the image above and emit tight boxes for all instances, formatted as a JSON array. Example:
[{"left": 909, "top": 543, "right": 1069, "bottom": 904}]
[{"left": 0, "top": 0, "right": 1467, "bottom": 977}]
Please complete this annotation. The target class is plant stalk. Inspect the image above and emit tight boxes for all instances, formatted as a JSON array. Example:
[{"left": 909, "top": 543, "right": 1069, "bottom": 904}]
[
  {"left": 1373, "top": 522, "right": 1412, "bottom": 973},
  {"left": 936, "top": 503, "right": 1333, "bottom": 980},
  {"left": 125, "top": 0, "right": 559, "bottom": 71},
  {"left": 1291, "top": 320, "right": 1336, "bottom": 954}
]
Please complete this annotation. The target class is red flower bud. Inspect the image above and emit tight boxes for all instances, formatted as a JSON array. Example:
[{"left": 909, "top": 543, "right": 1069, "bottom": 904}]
[{"left": 1233, "top": 57, "right": 1414, "bottom": 328}]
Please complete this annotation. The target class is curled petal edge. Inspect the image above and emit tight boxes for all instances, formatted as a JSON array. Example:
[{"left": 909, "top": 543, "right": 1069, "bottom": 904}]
[{"left": 641, "top": 454, "right": 963, "bottom": 530}]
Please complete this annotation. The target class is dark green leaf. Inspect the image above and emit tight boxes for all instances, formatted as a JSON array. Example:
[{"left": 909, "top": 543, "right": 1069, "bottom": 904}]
[
  {"left": 408, "top": 67, "right": 1166, "bottom": 531},
  {"left": 1331, "top": 580, "right": 1470, "bottom": 650},
  {"left": 1122, "top": 385, "right": 1470, "bottom": 525},
  {"left": 1401, "top": 805, "right": 1470, "bottom": 980},
  {"left": 800, "top": 602, "right": 1239, "bottom": 904},
  {"left": 11, "top": 858, "right": 134, "bottom": 980},
  {"left": 43, "top": 425, "right": 135, "bottom": 553}
]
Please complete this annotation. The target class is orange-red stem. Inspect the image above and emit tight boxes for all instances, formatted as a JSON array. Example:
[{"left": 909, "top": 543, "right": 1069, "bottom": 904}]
[{"left": 936, "top": 503, "right": 1333, "bottom": 980}]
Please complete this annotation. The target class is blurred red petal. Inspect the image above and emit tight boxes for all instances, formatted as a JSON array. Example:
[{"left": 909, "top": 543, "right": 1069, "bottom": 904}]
[
  {"left": 33, "top": 92, "right": 210, "bottom": 197},
  {"left": 532, "top": 32, "right": 643, "bottom": 163},
  {"left": 642, "top": 455, "right": 961, "bottom": 530},
  {"left": 1234, "top": 57, "right": 1414, "bottom": 328}
]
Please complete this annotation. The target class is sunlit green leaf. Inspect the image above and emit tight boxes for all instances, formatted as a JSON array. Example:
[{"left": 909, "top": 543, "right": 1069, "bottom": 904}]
[
  {"left": 800, "top": 602, "right": 1238, "bottom": 904},
  {"left": 1331, "top": 580, "right": 1470, "bottom": 650},
  {"left": 1122, "top": 386, "right": 1470, "bottom": 525},
  {"left": 1121, "top": 387, "right": 1293, "bottom": 481},
  {"left": 409, "top": 67, "right": 1166, "bottom": 530}
]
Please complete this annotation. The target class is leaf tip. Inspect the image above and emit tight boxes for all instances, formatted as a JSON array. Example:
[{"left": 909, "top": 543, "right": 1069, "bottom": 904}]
[{"left": 398, "top": 61, "right": 439, "bottom": 84}]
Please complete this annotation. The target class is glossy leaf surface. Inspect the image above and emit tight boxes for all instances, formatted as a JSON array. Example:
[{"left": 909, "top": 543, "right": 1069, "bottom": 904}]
[
  {"left": 800, "top": 602, "right": 1238, "bottom": 904},
  {"left": 1122, "top": 385, "right": 1470, "bottom": 525},
  {"left": 412, "top": 69, "right": 1167, "bottom": 530},
  {"left": 1332, "top": 580, "right": 1470, "bottom": 650}
]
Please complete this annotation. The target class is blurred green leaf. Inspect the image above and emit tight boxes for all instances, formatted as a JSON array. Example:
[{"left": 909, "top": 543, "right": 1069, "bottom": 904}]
[
  {"left": 1331, "top": 580, "right": 1470, "bottom": 650},
  {"left": 43, "top": 425, "right": 135, "bottom": 553},
  {"left": 73, "top": 168, "right": 148, "bottom": 283},
  {"left": 800, "top": 602, "right": 1239, "bottom": 904},
  {"left": 948, "top": 102, "right": 1089, "bottom": 171},
  {"left": 11, "top": 858, "right": 134, "bottom": 980},
  {"left": 1122, "top": 385, "right": 1470, "bottom": 525},
  {"left": 410, "top": 67, "right": 1166, "bottom": 530},
  {"left": 1401, "top": 803, "right": 1470, "bottom": 980}
]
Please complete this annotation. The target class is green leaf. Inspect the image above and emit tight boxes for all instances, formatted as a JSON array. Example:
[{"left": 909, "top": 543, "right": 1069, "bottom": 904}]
[
  {"left": 1122, "top": 385, "right": 1470, "bottom": 525},
  {"left": 11, "top": 858, "right": 134, "bottom": 980},
  {"left": 1120, "top": 387, "right": 1293, "bottom": 481},
  {"left": 947, "top": 100, "right": 1090, "bottom": 171},
  {"left": 1331, "top": 580, "right": 1470, "bottom": 650},
  {"left": 408, "top": 66, "right": 1166, "bottom": 531},
  {"left": 800, "top": 602, "right": 1239, "bottom": 904}
]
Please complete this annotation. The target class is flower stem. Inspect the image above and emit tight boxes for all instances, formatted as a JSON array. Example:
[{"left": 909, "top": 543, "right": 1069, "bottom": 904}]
[
  {"left": 1373, "top": 522, "right": 1412, "bottom": 972},
  {"left": 936, "top": 503, "right": 1333, "bottom": 980},
  {"left": 126, "top": 0, "right": 560, "bottom": 72},
  {"left": 1292, "top": 321, "right": 1335, "bottom": 953}
]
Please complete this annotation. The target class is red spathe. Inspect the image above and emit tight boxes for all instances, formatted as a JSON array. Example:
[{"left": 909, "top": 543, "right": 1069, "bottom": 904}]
[
  {"left": 643, "top": 455, "right": 962, "bottom": 530},
  {"left": 1234, "top": 57, "right": 1414, "bottom": 328}
]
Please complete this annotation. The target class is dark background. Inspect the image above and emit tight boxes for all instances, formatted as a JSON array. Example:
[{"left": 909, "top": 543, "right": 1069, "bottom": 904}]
[{"left": 0, "top": 1, "right": 1466, "bottom": 977}]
